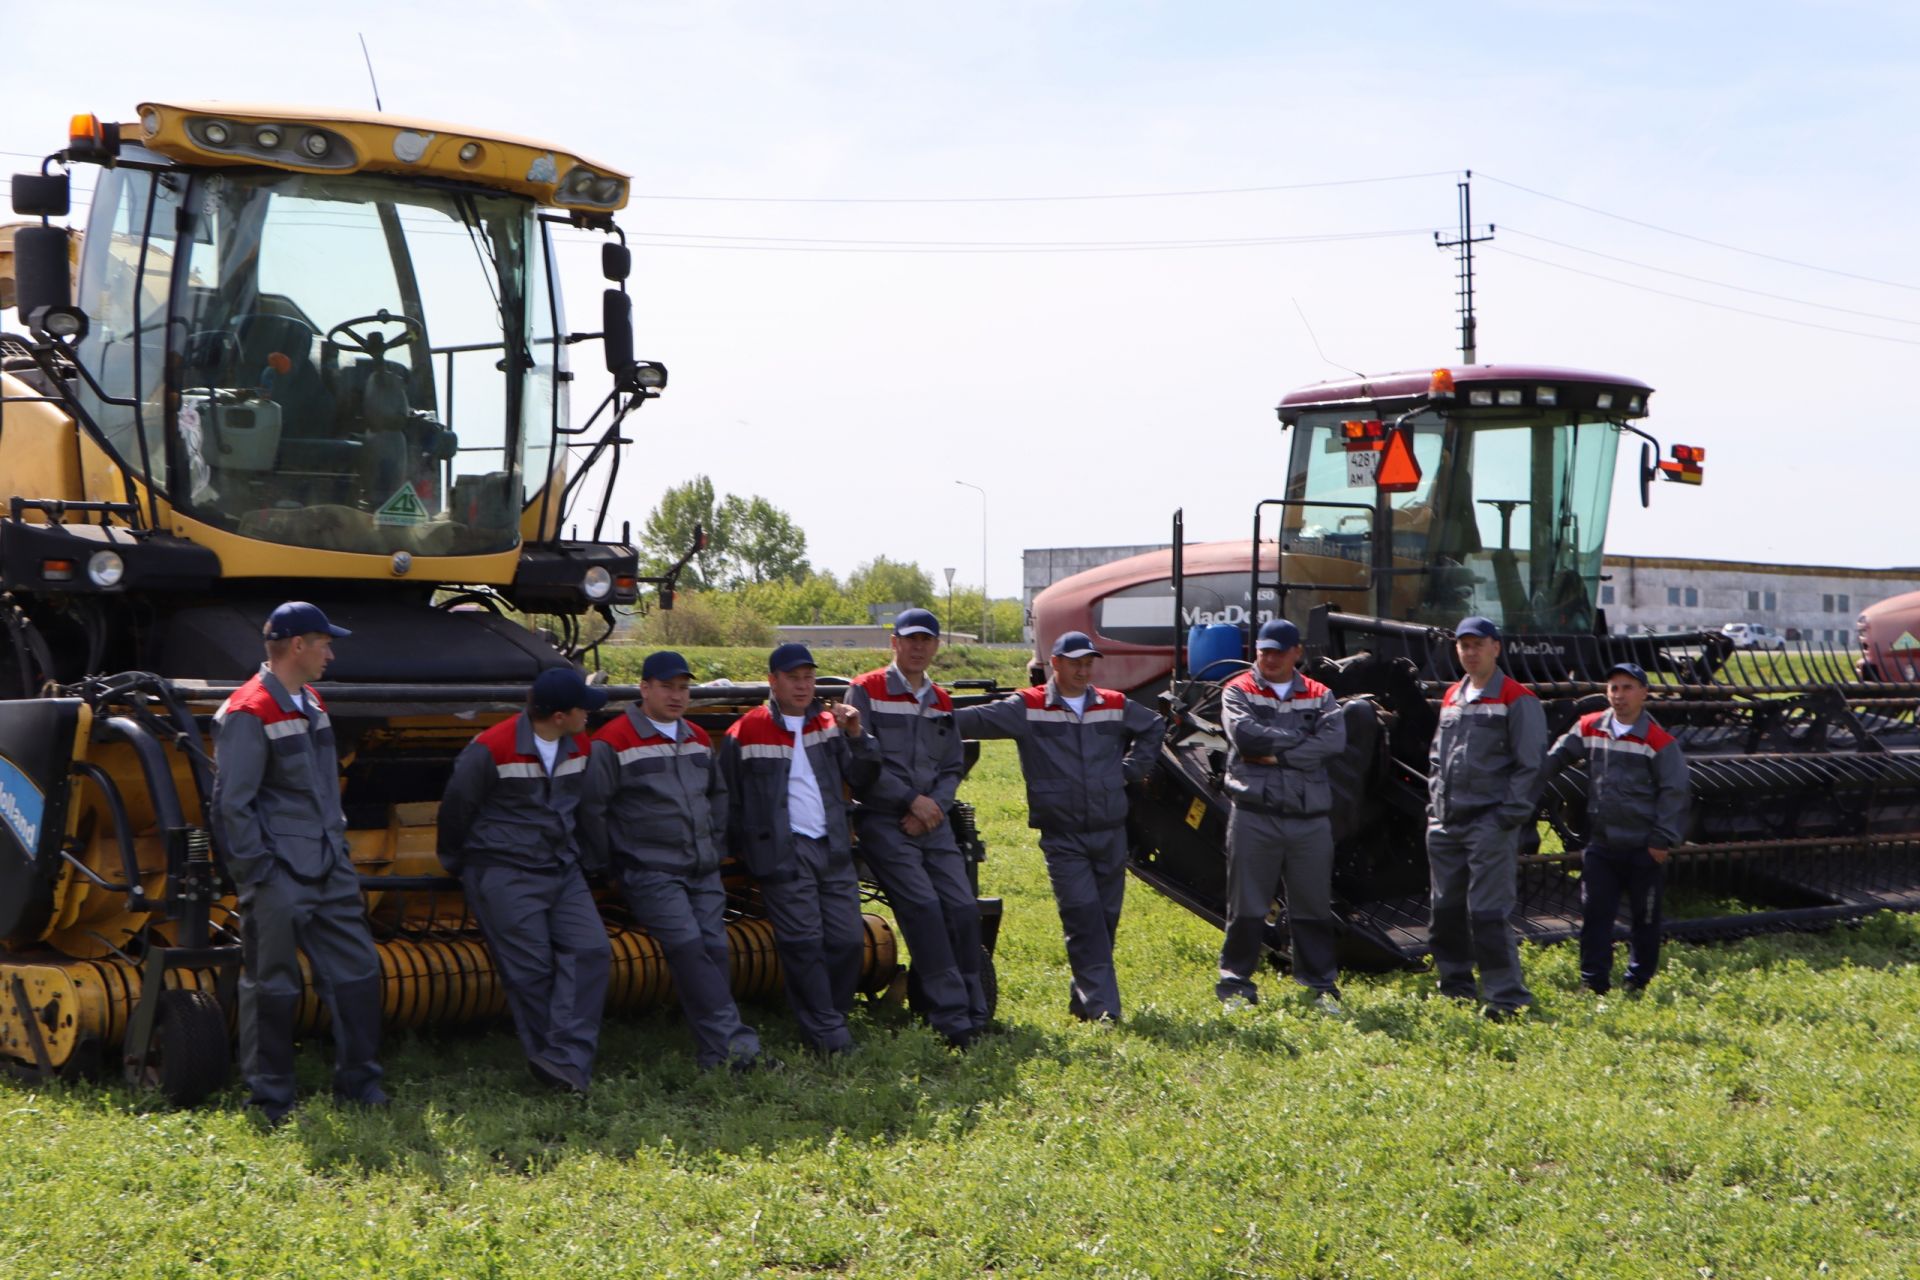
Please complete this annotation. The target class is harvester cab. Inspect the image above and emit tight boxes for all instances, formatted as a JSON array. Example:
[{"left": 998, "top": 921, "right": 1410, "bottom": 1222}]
[
  {"left": 0, "top": 103, "right": 681, "bottom": 1099},
  {"left": 1101, "top": 362, "right": 1920, "bottom": 977}
]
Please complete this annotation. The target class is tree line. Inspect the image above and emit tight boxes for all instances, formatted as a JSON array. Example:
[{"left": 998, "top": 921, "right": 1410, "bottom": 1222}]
[{"left": 636, "top": 476, "right": 1022, "bottom": 647}]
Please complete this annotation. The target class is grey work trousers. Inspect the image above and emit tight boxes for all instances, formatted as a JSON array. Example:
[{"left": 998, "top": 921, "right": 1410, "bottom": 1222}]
[
  {"left": 1037, "top": 826, "right": 1129, "bottom": 1021},
  {"left": 1426, "top": 814, "right": 1533, "bottom": 1010},
  {"left": 759, "top": 834, "right": 865, "bottom": 1053},
  {"left": 463, "top": 862, "right": 612, "bottom": 1091},
  {"left": 858, "top": 818, "right": 987, "bottom": 1038},
  {"left": 617, "top": 863, "right": 761, "bottom": 1069},
  {"left": 238, "top": 859, "right": 385, "bottom": 1115},
  {"left": 1219, "top": 808, "right": 1338, "bottom": 996}
]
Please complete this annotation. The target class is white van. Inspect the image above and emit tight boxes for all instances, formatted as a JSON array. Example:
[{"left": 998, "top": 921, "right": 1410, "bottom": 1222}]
[{"left": 1722, "top": 622, "right": 1787, "bottom": 650}]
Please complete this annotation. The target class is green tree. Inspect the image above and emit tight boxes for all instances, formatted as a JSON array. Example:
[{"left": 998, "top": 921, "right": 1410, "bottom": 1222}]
[
  {"left": 639, "top": 475, "right": 730, "bottom": 591},
  {"left": 845, "top": 557, "right": 936, "bottom": 615},
  {"left": 718, "top": 494, "right": 811, "bottom": 587}
]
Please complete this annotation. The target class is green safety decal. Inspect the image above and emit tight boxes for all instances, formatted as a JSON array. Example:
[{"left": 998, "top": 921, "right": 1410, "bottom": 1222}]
[{"left": 374, "top": 482, "right": 431, "bottom": 527}]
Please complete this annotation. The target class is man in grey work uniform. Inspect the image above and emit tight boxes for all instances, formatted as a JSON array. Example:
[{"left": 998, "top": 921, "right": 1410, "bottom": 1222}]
[
  {"left": 1427, "top": 615, "right": 1548, "bottom": 1019},
  {"left": 1544, "top": 660, "right": 1689, "bottom": 995},
  {"left": 579, "top": 649, "right": 768, "bottom": 1072},
  {"left": 211, "top": 601, "right": 386, "bottom": 1123},
  {"left": 956, "top": 630, "right": 1165, "bottom": 1023},
  {"left": 846, "top": 608, "right": 987, "bottom": 1049},
  {"left": 717, "top": 643, "right": 880, "bottom": 1057},
  {"left": 439, "top": 667, "right": 611, "bottom": 1093},
  {"left": 1216, "top": 618, "right": 1349, "bottom": 1013}
]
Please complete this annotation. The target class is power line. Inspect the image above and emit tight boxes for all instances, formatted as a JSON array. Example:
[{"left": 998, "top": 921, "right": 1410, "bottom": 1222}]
[
  {"left": 1503, "top": 227, "right": 1920, "bottom": 329},
  {"left": 1478, "top": 171, "right": 1920, "bottom": 295},
  {"left": 620, "top": 226, "right": 1437, "bottom": 253},
  {"left": 627, "top": 169, "right": 1459, "bottom": 205},
  {"left": 1487, "top": 244, "right": 1920, "bottom": 349}
]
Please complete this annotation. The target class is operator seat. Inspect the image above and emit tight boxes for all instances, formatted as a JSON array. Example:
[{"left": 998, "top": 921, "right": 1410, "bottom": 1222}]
[{"left": 233, "top": 314, "right": 347, "bottom": 471}]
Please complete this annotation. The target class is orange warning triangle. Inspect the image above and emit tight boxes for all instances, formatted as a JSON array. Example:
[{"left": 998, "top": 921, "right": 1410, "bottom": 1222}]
[{"left": 1377, "top": 426, "right": 1423, "bottom": 493}]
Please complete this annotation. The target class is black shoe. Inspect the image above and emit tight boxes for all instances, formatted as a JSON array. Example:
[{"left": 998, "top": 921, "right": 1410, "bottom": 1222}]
[
  {"left": 528, "top": 1059, "right": 588, "bottom": 1095},
  {"left": 1622, "top": 982, "right": 1648, "bottom": 998},
  {"left": 1580, "top": 983, "right": 1611, "bottom": 997},
  {"left": 728, "top": 1053, "right": 786, "bottom": 1076},
  {"left": 1482, "top": 1004, "right": 1526, "bottom": 1023},
  {"left": 940, "top": 1029, "right": 976, "bottom": 1053}
]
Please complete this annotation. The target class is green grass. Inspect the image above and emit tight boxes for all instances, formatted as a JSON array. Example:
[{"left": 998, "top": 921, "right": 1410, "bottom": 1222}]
[
  {"left": 6, "top": 744, "right": 1920, "bottom": 1277},
  {"left": 594, "top": 643, "right": 1035, "bottom": 688}
]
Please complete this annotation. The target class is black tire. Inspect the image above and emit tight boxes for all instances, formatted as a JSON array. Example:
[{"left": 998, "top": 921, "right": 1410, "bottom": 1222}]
[{"left": 142, "top": 989, "right": 231, "bottom": 1107}]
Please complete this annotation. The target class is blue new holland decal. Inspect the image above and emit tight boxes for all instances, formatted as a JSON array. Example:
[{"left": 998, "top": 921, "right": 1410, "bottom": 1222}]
[{"left": 0, "top": 753, "right": 45, "bottom": 859}]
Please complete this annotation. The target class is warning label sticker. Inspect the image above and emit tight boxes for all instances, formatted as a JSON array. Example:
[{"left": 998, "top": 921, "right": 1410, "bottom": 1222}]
[
  {"left": 374, "top": 482, "right": 431, "bottom": 527},
  {"left": 1892, "top": 631, "right": 1920, "bottom": 652}
]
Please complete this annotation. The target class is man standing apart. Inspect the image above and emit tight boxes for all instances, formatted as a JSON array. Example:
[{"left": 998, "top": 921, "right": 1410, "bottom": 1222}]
[
  {"left": 846, "top": 609, "right": 986, "bottom": 1049},
  {"left": 717, "top": 644, "right": 879, "bottom": 1057},
  {"left": 211, "top": 601, "right": 386, "bottom": 1123},
  {"left": 1427, "top": 616, "right": 1547, "bottom": 1019},
  {"left": 1216, "top": 619, "right": 1349, "bottom": 1013},
  {"left": 439, "top": 668, "right": 611, "bottom": 1093},
  {"left": 956, "top": 631, "right": 1165, "bottom": 1023},
  {"left": 1545, "top": 662, "right": 1688, "bottom": 995},
  {"left": 579, "top": 651, "right": 767, "bottom": 1071}
]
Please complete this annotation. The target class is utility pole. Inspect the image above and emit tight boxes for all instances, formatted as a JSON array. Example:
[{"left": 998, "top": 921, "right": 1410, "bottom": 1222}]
[{"left": 1434, "top": 170, "right": 1494, "bottom": 364}]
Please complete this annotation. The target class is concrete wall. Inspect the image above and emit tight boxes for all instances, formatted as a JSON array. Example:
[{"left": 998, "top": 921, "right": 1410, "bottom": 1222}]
[{"left": 1023, "top": 544, "right": 1920, "bottom": 646}]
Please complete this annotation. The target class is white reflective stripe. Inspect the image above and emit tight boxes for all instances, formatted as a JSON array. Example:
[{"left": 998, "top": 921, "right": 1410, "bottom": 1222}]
[
  {"left": 262, "top": 718, "right": 310, "bottom": 740},
  {"left": 617, "top": 742, "right": 682, "bottom": 764},
  {"left": 554, "top": 755, "right": 588, "bottom": 777},
  {"left": 681, "top": 740, "right": 712, "bottom": 757},
  {"left": 739, "top": 743, "right": 793, "bottom": 760},
  {"left": 1589, "top": 736, "right": 1655, "bottom": 758},
  {"left": 1025, "top": 708, "right": 1077, "bottom": 724},
  {"left": 1081, "top": 708, "right": 1124, "bottom": 724},
  {"left": 866, "top": 699, "right": 923, "bottom": 716},
  {"left": 1025, "top": 706, "right": 1124, "bottom": 725},
  {"left": 496, "top": 762, "right": 545, "bottom": 779},
  {"left": 1461, "top": 703, "right": 1510, "bottom": 718},
  {"left": 800, "top": 726, "right": 841, "bottom": 749}
]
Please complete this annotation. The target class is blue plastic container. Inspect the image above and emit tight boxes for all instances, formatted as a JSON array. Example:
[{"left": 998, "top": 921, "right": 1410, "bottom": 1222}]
[{"left": 1186, "top": 622, "right": 1244, "bottom": 682}]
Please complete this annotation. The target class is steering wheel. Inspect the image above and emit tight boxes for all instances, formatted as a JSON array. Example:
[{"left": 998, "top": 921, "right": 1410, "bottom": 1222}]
[{"left": 325, "top": 310, "right": 425, "bottom": 364}]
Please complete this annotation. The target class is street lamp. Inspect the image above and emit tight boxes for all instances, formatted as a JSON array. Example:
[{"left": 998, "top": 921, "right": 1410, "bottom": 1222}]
[
  {"left": 955, "top": 480, "right": 988, "bottom": 643},
  {"left": 944, "top": 567, "right": 957, "bottom": 638}
]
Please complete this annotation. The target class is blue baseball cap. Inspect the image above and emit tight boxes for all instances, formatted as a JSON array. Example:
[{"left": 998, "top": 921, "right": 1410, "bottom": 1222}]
[
  {"left": 1256, "top": 618, "right": 1302, "bottom": 651},
  {"left": 1605, "top": 661, "right": 1649, "bottom": 686},
  {"left": 1455, "top": 616, "right": 1501, "bottom": 640},
  {"left": 769, "top": 642, "right": 817, "bottom": 673},
  {"left": 641, "top": 650, "right": 693, "bottom": 681},
  {"left": 264, "top": 601, "right": 350, "bottom": 641},
  {"left": 894, "top": 607, "right": 940, "bottom": 638},
  {"left": 531, "top": 667, "right": 610, "bottom": 713},
  {"left": 1051, "top": 630, "right": 1102, "bottom": 659}
]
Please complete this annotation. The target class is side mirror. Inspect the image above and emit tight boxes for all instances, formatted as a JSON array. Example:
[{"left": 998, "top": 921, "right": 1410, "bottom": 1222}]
[
  {"left": 12, "top": 224, "right": 74, "bottom": 319},
  {"left": 1638, "top": 441, "right": 1654, "bottom": 509},
  {"left": 10, "top": 172, "right": 70, "bottom": 218},
  {"left": 601, "top": 243, "right": 631, "bottom": 282},
  {"left": 602, "top": 288, "right": 633, "bottom": 376}
]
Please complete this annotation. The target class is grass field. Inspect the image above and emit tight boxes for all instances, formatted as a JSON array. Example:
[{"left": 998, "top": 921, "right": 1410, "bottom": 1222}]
[{"left": 5, "top": 743, "right": 1920, "bottom": 1277}]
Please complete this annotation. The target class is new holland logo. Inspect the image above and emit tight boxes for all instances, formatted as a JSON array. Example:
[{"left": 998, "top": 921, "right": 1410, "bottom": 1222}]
[
  {"left": 374, "top": 482, "right": 431, "bottom": 527},
  {"left": 0, "top": 754, "right": 44, "bottom": 859}
]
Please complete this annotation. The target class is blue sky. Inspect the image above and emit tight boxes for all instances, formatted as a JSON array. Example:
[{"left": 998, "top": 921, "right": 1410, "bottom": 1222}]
[{"left": 6, "top": 2, "right": 1917, "bottom": 596}]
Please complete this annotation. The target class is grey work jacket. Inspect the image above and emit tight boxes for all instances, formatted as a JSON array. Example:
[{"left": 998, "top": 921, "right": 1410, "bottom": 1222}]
[
  {"left": 715, "top": 700, "right": 881, "bottom": 882},
  {"left": 1546, "top": 710, "right": 1690, "bottom": 850},
  {"left": 1427, "top": 671, "right": 1548, "bottom": 829},
  {"left": 211, "top": 667, "right": 351, "bottom": 887},
  {"left": 954, "top": 680, "right": 1166, "bottom": 833},
  {"left": 846, "top": 665, "right": 964, "bottom": 852},
  {"left": 436, "top": 713, "right": 592, "bottom": 875},
  {"left": 577, "top": 706, "right": 728, "bottom": 876},
  {"left": 1220, "top": 669, "right": 1348, "bottom": 817}
]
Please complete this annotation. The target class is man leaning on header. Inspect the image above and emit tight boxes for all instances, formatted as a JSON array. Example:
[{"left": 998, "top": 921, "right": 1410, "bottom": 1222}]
[
  {"left": 438, "top": 667, "right": 611, "bottom": 1094},
  {"left": 716, "top": 644, "right": 880, "bottom": 1058},
  {"left": 210, "top": 601, "right": 386, "bottom": 1124}
]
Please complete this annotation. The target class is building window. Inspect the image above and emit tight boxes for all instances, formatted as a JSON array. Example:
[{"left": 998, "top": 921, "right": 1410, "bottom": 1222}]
[
  {"left": 1823, "top": 593, "right": 1835, "bottom": 612},
  {"left": 1747, "top": 589, "right": 1760, "bottom": 611},
  {"left": 1839, "top": 594, "right": 1850, "bottom": 613},
  {"left": 1765, "top": 590, "right": 1777, "bottom": 611},
  {"left": 1600, "top": 584, "right": 1615, "bottom": 605},
  {"left": 1684, "top": 587, "right": 1699, "bottom": 608},
  {"left": 1667, "top": 586, "right": 1681, "bottom": 606}
]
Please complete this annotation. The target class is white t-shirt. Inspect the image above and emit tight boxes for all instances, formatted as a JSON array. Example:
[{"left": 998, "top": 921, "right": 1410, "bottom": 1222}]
[
  {"left": 290, "top": 690, "right": 308, "bottom": 714},
  {"left": 1061, "top": 690, "right": 1089, "bottom": 716},
  {"left": 782, "top": 713, "right": 828, "bottom": 837},
  {"left": 534, "top": 734, "right": 561, "bottom": 774},
  {"left": 1458, "top": 680, "right": 1487, "bottom": 704},
  {"left": 647, "top": 717, "right": 681, "bottom": 741},
  {"left": 1606, "top": 714, "right": 1634, "bottom": 739}
]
